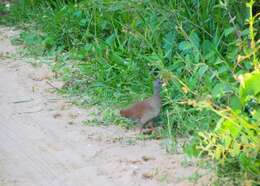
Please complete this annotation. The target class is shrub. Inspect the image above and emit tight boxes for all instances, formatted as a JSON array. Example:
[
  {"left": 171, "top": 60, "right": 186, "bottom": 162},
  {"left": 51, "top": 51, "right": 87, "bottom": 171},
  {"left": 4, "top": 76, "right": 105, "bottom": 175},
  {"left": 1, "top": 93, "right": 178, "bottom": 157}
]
[{"left": 195, "top": 1, "right": 259, "bottom": 184}]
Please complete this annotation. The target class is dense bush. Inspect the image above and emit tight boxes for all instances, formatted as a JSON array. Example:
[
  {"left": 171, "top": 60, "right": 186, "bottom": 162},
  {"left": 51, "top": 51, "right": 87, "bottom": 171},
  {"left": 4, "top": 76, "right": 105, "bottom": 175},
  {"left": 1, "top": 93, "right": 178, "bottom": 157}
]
[{"left": 197, "top": 2, "right": 260, "bottom": 183}]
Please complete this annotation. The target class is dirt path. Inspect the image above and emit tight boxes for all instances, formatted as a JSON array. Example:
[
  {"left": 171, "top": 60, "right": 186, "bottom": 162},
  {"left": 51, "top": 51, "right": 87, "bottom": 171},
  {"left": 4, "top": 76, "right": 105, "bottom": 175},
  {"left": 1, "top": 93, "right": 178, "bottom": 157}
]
[{"left": 0, "top": 27, "right": 211, "bottom": 186}]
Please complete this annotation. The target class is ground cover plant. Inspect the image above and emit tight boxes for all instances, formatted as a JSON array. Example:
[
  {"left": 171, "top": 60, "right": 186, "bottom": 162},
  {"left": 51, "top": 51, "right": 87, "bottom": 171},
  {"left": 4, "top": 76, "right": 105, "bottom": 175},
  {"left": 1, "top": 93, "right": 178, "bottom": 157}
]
[{"left": 0, "top": 0, "right": 259, "bottom": 184}]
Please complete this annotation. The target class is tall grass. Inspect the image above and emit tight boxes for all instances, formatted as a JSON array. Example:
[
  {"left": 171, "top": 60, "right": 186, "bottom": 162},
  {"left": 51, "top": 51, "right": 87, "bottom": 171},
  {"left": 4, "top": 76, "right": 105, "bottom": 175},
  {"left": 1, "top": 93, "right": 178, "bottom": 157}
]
[
  {"left": 3, "top": 1, "right": 255, "bottom": 133},
  {"left": 3, "top": 0, "right": 252, "bottom": 137}
]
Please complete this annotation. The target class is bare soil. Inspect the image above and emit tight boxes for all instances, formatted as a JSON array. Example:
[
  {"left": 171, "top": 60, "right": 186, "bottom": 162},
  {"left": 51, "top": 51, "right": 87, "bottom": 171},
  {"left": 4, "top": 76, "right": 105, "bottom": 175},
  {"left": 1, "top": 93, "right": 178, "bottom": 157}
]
[{"left": 0, "top": 26, "right": 212, "bottom": 186}]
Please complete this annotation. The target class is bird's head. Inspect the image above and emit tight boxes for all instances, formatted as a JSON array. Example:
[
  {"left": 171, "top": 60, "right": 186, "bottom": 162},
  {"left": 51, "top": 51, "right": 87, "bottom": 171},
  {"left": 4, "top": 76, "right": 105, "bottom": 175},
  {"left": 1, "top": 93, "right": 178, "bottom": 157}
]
[{"left": 153, "top": 79, "right": 162, "bottom": 94}]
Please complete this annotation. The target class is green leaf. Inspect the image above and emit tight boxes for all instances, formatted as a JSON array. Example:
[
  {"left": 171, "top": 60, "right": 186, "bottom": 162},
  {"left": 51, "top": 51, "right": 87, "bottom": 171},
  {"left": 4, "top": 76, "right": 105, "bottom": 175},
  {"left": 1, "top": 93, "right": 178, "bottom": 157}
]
[
  {"left": 212, "top": 83, "right": 226, "bottom": 98},
  {"left": 252, "top": 107, "right": 260, "bottom": 122},
  {"left": 197, "top": 64, "right": 208, "bottom": 78},
  {"left": 241, "top": 134, "right": 248, "bottom": 145},
  {"left": 223, "top": 135, "right": 232, "bottom": 148},
  {"left": 212, "top": 82, "right": 233, "bottom": 98},
  {"left": 230, "top": 141, "right": 241, "bottom": 157},
  {"left": 105, "top": 33, "right": 116, "bottom": 46},
  {"left": 215, "top": 118, "right": 225, "bottom": 131},
  {"left": 194, "top": 52, "right": 200, "bottom": 63},
  {"left": 189, "top": 31, "right": 200, "bottom": 49},
  {"left": 217, "top": 65, "right": 229, "bottom": 74},
  {"left": 222, "top": 120, "right": 241, "bottom": 138},
  {"left": 230, "top": 96, "right": 242, "bottom": 112},
  {"left": 178, "top": 41, "right": 192, "bottom": 53},
  {"left": 162, "top": 31, "right": 176, "bottom": 59},
  {"left": 73, "top": 10, "right": 82, "bottom": 17},
  {"left": 224, "top": 27, "right": 235, "bottom": 37},
  {"left": 215, "top": 145, "right": 222, "bottom": 159},
  {"left": 239, "top": 70, "right": 260, "bottom": 106},
  {"left": 79, "top": 18, "right": 88, "bottom": 26}
]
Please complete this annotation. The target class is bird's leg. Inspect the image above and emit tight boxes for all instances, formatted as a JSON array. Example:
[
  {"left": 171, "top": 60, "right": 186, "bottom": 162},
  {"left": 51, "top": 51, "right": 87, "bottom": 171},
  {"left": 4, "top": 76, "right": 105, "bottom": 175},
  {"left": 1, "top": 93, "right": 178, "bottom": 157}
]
[
  {"left": 140, "top": 121, "right": 155, "bottom": 134},
  {"left": 147, "top": 121, "right": 155, "bottom": 132},
  {"left": 139, "top": 123, "right": 145, "bottom": 134}
]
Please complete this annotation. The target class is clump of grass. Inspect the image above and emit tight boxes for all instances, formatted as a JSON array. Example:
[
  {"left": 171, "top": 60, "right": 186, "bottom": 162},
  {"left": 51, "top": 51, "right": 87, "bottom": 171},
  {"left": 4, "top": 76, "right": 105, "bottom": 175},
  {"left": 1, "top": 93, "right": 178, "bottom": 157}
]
[{"left": 4, "top": 1, "right": 252, "bottom": 136}]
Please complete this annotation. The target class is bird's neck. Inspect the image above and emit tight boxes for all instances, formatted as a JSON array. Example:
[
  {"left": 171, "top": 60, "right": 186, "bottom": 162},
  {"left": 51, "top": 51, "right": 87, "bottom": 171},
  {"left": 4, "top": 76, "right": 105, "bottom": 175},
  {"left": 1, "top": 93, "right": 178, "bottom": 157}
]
[{"left": 153, "top": 88, "right": 160, "bottom": 97}]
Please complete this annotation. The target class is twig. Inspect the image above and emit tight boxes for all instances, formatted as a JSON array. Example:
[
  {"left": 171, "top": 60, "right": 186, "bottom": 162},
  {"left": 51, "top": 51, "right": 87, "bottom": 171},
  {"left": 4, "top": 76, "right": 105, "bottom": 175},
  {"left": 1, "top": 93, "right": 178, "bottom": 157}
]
[
  {"left": 46, "top": 81, "right": 61, "bottom": 90},
  {"left": 17, "top": 108, "right": 43, "bottom": 114},
  {"left": 12, "top": 98, "right": 34, "bottom": 104},
  {"left": 46, "top": 98, "right": 63, "bottom": 101}
]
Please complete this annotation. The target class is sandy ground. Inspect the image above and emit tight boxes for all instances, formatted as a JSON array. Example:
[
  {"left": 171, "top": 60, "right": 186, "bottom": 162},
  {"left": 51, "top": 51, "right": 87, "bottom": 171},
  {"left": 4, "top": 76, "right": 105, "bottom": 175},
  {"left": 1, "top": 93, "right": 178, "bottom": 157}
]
[{"left": 0, "top": 26, "right": 212, "bottom": 186}]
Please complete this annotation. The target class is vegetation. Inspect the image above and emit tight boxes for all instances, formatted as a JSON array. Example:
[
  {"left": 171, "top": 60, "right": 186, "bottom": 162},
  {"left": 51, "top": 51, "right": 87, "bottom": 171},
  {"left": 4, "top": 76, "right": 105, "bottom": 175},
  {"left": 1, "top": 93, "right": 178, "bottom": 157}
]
[{"left": 0, "top": 0, "right": 259, "bottom": 185}]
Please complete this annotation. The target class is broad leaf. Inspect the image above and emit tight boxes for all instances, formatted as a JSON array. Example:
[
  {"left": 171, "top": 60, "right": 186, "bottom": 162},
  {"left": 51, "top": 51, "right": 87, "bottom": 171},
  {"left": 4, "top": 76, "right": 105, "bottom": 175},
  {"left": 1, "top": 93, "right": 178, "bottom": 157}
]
[{"left": 239, "top": 70, "right": 260, "bottom": 105}]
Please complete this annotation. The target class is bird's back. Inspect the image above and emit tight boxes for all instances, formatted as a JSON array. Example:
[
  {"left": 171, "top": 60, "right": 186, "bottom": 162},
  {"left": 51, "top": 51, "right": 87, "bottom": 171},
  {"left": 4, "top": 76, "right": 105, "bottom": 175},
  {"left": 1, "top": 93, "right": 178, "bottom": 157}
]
[
  {"left": 120, "top": 95, "right": 161, "bottom": 120},
  {"left": 120, "top": 100, "right": 152, "bottom": 120}
]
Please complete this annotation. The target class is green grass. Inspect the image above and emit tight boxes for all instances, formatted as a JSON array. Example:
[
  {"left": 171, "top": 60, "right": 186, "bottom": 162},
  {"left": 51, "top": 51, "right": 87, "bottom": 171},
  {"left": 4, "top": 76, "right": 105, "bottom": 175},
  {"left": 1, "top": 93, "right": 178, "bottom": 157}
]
[
  {"left": 1, "top": 0, "right": 259, "bottom": 184},
  {"left": 0, "top": 0, "right": 251, "bottom": 139},
  {"left": 3, "top": 0, "right": 246, "bottom": 135},
  {"left": 0, "top": 0, "right": 251, "bottom": 137}
]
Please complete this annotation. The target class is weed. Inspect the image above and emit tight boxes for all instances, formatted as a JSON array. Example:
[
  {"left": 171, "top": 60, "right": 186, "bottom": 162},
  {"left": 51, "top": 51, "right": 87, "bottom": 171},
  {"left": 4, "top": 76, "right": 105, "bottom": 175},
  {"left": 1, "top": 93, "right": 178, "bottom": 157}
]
[{"left": 188, "top": 172, "right": 202, "bottom": 183}]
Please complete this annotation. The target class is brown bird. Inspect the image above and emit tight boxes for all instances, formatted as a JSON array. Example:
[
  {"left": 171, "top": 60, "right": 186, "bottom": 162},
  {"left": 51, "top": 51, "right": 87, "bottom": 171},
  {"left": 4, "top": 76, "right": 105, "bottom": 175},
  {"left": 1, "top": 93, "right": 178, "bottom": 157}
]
[{"left": 120, "top": 79, "right": 162, "bottom": 132}]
